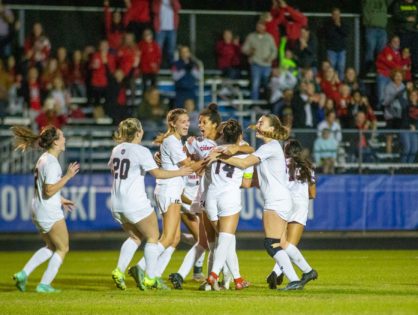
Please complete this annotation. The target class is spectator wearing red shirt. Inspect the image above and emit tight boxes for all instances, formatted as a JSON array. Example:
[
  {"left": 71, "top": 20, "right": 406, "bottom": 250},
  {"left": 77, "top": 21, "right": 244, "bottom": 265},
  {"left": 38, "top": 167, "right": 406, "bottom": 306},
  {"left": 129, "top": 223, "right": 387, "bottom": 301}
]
[
  {"left": 153, "top": 0, "right": 181, "bottom": 67},
  {"left": 335, "top": 84, "right": 351, "bottom": 128},
  {"left": 40, "top": 58, "right": 60, "bottom": 94},
  {"left": 24, "top": 22, "right": 51, "bottom": 69},
  {"left": 117, "top": 32, "right": 138, "bottom": 76},
  {"left": 104, "top": 0, "right": 125, "bottom": 51},
  {"left": 215, "top": 29, "right": 241, "bottom": 79},
  {"left": 376, "top": 35, "right": 402, "bottom": 109},
  {"left": 260, "top": 12, "right": 281, "bottom": 47},
  {"left": 89, "top": 40, "right": 116, "bottom": 118},
  {"left": 320, "top": 67, "right": 341, "bottom": 105},
  {"left": 68, "top": 49, "right": 87, "bottom": 98},
  {"left": 123, "top": 0, "right": 151, "bottom": 41},
  {"left": 138, "top": 29, "right": 161, "bottom": 92},
  {"left": 401, "top": 47, "right": 412, "bottom": 82},
  {"left": 271, "top": 0, "right": 307, "bottom": 49},
  {"left": 35, "top": 98, "right": 66, "bottom": 131}
]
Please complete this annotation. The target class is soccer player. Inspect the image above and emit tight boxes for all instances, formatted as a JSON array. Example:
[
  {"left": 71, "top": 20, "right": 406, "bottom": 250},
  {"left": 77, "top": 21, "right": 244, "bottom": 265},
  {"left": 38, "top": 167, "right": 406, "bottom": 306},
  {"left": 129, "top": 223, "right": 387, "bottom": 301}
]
[
  {"left": 209, "top": 114, "right": 306, "bottom": 290},
  {"left": 205, "top": 119, "right": 253, "bottom": 291},
  {"left": 11, "top": 125, "right": 80, "bottom": 293},
  {"left": 130, "top": 109, "right": 206, "bottom": 289},
  {"left": 266, "top": 139, "right": 318, "bottom": 289},
  {"left": 109, "top": 118, "right": 193, "bottom": 290}
]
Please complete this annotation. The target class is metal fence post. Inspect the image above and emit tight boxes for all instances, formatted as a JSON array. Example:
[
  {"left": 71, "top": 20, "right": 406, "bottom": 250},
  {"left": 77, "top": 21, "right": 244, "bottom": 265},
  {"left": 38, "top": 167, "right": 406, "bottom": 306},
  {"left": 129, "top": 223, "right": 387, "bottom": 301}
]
[
  {"left": 18, "top": 9, "right": 25, "bottom": 48},
  {"left": 354, "top": 15, "right": 361, "bottom": 74},
  {"left": 189, "top": 13, "right": 196, "bottom": 55}
]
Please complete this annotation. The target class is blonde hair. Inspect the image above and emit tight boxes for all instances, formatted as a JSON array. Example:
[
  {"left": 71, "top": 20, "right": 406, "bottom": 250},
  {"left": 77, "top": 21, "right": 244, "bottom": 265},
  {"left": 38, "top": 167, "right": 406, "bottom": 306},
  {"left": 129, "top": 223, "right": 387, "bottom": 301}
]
[
  {"left": 11, "top": 125, "right": 59, "bottom": 151},
  {"left": 154, "top": 108, "right": 188, "bottom": 145},
  {"left": 248, "top": 114, "right": 289, "bottom": 141},
  {"left": 113, "top": 118, "right": 142, "bottom": 143}
]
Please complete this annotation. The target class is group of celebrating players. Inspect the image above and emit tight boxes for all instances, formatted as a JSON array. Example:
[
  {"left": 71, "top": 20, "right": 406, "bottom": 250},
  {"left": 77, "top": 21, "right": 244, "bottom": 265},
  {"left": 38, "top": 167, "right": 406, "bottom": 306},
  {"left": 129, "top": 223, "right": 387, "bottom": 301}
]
[{"left": 11, "top": 103, "right": 318, "bottom": 293}]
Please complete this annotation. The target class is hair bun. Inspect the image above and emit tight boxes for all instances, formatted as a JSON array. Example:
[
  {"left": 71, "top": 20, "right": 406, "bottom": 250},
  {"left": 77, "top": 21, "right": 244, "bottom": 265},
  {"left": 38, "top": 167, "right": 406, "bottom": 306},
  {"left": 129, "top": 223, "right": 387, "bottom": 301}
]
[{"left": 208, "top": 103, "right": 218, "bottom": 111}]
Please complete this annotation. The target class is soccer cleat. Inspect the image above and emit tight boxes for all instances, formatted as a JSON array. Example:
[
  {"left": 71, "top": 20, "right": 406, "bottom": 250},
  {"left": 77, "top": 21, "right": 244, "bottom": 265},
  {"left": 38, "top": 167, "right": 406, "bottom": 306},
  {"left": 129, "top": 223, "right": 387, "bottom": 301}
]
[
  {"left": 169, "top": 273, "right": 184, "bottom": 290},
  {"left": 207, "top": 272, "right": 220, "bottom": 291},
  {"left": 266, "top": 271, "right": 278, "bottom": 289},
  {"left": 281, "top": 281, "right": 304, "bottom": 291},
  {"left": 154, "top": 277, "right": 170, "bottom": 290},
  {"left": 36, "top": 283, "right": 61, "bottom": 293},
  {"left": 192, "top": 272, "right": 206, "bottom": 282},
  {"left": 276, "top": 272, "right": 284, "bottom": 286},
  {"left": 301, "top": 269, "right": 318, "bottom": 286},
  {"left": 111, "top": 268, "right": 127, "bottom": 290},
  {"left": 234, "top": 278, "right": 250, "bottom": 290},
  {"left": 128, "top": 265, "right": 145, "bottom": 291},
  {"left": 143, "top": 275, "right": 156, "bottom": 289},
  {"left": 198, "top": 281, "right": 212, "bottom": 291},
  {"left": 13, "top": 270, "right": 28, "bottom": 292}
]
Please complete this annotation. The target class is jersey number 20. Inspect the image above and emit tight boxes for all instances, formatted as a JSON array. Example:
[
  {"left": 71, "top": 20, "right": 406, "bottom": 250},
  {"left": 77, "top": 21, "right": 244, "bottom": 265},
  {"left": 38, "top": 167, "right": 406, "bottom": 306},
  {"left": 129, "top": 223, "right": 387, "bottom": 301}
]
[{"left": 113, "top": 158, "right": 130, "bottom": 179}]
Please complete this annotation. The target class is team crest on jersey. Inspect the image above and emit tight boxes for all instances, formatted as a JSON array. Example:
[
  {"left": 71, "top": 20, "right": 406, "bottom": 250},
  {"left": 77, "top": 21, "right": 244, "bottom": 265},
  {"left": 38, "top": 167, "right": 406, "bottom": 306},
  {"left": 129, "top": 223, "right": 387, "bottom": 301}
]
[{"left": 121, "top": 149, "right": 126, "bottom": 155}]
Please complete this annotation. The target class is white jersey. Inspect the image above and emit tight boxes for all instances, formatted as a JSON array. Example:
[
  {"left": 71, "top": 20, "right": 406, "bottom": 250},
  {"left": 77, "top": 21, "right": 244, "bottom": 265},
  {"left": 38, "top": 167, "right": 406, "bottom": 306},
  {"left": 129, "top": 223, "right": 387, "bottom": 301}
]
[
  {"left": 286, "top": 158, "right": 315, "bottom": 200},
  {"left": 155, "top": 134, "right": 187, "bottom": 198},
  {"left": 253, "top": 140, "right": 291, "bottom": 204},
  {"left": 33, "top": 152, "right": 63, "bottom": 213},
  {"left": 185, "top": 137, "right": 217, "bottom": 204},
  {"left": 183, "top": 173, "right": 200, "bottom": 201},
  {"left": 208, "top": 152, "right": 253, "bottom": 193},
  {"left": 109, "top": 142, "right": 158, "bottom": 212}
]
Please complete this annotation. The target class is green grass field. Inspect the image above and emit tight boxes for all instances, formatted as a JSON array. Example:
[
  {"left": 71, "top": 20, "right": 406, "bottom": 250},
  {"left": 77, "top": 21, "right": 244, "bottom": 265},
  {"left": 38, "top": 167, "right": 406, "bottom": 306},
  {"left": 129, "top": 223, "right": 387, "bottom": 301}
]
[{"left": 0, "top": 250, "right": 417, "bottom": 314}]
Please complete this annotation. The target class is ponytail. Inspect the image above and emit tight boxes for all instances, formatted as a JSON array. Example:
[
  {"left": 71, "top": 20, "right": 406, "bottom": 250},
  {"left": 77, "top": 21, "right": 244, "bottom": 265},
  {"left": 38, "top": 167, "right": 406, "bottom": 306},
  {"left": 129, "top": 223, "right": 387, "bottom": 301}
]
[
  {"left": 248, "top": 114, "right": 289, "bottom": 141},
  {"left": 285, "top": 139, "right": 315, "bottom": 185},
  {"left": 11, "top": 125, "right": 59, "bottom": 151}
]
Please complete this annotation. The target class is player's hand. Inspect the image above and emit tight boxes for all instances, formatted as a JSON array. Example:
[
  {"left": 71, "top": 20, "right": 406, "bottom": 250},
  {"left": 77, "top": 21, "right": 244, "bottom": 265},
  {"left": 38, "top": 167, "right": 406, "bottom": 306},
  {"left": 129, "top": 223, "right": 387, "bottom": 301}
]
[
  {"left": 179, "top": 166, "right": 193, "bottom": 176},
  {"left": 215, "top": 144, "right": 239, "bottom": 156},
  {"left": 66, "top": 162, "right": 80, "bottom": 179},
  {"left": 154, "top": 151, "right": 161, "bottom": 166},
  {"left": 206, "top": 150, "right": 221, "bottom": 164},
  {"left": 187, "top": 136, "right": 196, "bottom": 145},
  {"left": 61, "top": 198, "right": 76, "bottom": 212}
]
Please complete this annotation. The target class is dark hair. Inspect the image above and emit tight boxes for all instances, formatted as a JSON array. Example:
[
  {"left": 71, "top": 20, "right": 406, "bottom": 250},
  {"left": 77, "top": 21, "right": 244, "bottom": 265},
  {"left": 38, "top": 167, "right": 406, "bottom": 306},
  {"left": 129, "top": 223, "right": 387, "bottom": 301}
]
[
  {"left": 199, "top": 103, "right": 221, "bottom": 127},
  {"left": 284, "top": 139, "right": 315, "bottom": 185},
  {"left": 11, "top": 125, "right": 59, "bottom": 151},
  {"left": 221, "top": 119, "right": 242, "bottom": 144},
  {"left": 154, "top": 108, "right": 188, "bottom": 144}
]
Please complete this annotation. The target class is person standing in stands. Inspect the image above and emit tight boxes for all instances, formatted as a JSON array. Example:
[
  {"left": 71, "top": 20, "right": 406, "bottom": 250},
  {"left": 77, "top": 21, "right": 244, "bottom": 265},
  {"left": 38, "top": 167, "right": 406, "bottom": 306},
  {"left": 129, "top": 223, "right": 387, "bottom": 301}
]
[
  {"left": 172, "top": 45, "right": 200, "bottom": 108},
  {"left": 123, "top": 0, "right": 152, "bottom": 42},
  {"left": 138, "top": 29, "right": 162, "bottom": 92},
  {"left": 362, "top": 0, "right": 390, "bottom": 74},
  {"left": 323, "top": 7, "right": 349, "bottom": 80},
  {"left": 242, "top": 20, "right": 277, "bottom": 100},
  {"left": 104, "top": 0, "right": 125, "bottom": 51},
  {"left": 393, "top": 0, "right": 418, "bottom": 74},
  {"left": 152, "top": 0, "right": 181, "bottom": 67}
]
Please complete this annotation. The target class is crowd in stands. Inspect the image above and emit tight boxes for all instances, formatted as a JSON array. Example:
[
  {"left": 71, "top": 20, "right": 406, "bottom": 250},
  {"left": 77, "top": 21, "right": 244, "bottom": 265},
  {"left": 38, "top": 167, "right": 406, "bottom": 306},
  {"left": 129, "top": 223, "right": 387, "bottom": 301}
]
[{"left": 1, "top": 0, "right": 418, "bottom": 172}]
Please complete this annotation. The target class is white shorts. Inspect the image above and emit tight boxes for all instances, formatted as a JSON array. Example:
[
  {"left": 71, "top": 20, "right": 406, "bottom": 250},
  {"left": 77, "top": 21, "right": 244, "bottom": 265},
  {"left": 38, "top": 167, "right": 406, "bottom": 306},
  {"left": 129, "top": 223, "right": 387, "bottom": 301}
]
[
  {"left": 155, "top": 194, "right": 182, "bottom": 214},
  {"left": 205, "top": 189, "right": 241, "bottom": 222},
  {"left": 288, "top": 198, "right": 309, "bottom": 226},
  {"left": 112, "top": 207, "right": 154, "bottom": 225},
  {"left": 264, "top": 198, "right": 293, "bottom": 221},
  {"left": 32, "top": 203, "right": 65, "bottom": 234}
]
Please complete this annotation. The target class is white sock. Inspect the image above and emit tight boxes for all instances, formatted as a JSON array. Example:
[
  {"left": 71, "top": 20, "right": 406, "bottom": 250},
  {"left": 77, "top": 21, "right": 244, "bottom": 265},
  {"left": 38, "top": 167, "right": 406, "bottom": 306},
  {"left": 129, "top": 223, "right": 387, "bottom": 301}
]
[
  {"left": 23, "top": 247, "right": 53, "bottom": 276},
  {"left": 273, "top": 251, "right": 299, "bottom": 282},
  {"left": 155, "top": 246, "right": 176, "bottom": 277},
  {"left": 285, "top": 244, "right": 312, "bottom": 273},
  {"left": 207, "top": 241, "right": 216, "bottom": 276},
  {"left": 137, "top": 257, "right": 146, "bottom": 270},
  {"left": 178, "top": 244, "right": 205, "bottom": 279},
  {"left": 225, "top": 236, "right": 241, "bottom": 279},
  {"left": 212, "top": 233, "right": 234, "bottom": 276},
  {"left": 195, "top": 250, "right": 205, "bottom": 268},
  {"left": 272, "top": 263, "right": 283, "bottom": 276},
  {"left": 40, "top": 253, "right": 63, "bottom": 285},
  {"left": 116, "top": 238, "right": 139, "bottom": 273},
  {"left": 144, "top": 242, "right": 164, "bottom": 279}
]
